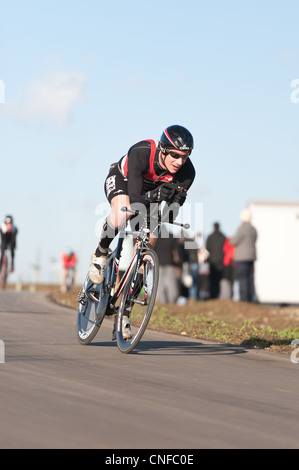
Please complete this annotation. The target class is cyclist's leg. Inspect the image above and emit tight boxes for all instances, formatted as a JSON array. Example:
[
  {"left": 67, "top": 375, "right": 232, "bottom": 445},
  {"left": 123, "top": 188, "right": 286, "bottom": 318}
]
[
  {"left": 89, "top": 161, "right": 130, "bottom": 284},
  {"left": 97, "top": 163, "right": 130, "bottom": 256},
  {"left": 96, "top": 194, "right": 130, "bottom": 256},
  {"left": 89, "top": 194, "right": 131, "bottom": 284}
]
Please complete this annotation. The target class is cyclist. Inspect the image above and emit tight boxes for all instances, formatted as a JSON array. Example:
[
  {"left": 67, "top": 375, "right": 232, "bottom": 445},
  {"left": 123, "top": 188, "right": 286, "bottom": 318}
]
[
  {"left": 0, "top": 215, "right": 18, "bottom": 273},
  {"left": 89, "top": 124, "right": 196, "bottom": 285},
  {"left": 61, "top": 247, "right": 77, "bottom": 292}
]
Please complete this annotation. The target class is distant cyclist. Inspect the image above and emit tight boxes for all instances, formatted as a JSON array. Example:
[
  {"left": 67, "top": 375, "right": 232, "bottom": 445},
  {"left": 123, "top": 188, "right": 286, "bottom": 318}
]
[
  {"left": 61, "top": 247, "right": 77, "bottom": 292},
  {"left": 0, "top": 215, "right": 18, "bottom": 273},
  {"left": 88, "top": 124, "right": 196, "bottom": 285}
]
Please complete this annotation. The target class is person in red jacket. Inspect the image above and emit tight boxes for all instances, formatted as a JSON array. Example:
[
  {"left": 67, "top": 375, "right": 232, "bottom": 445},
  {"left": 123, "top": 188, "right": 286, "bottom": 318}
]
[
  {"left": 220, "top": 238, "right": 236, "bottom": 299},
  {"left": 61, "top": 247, "right": 77, "bottom": 292}
]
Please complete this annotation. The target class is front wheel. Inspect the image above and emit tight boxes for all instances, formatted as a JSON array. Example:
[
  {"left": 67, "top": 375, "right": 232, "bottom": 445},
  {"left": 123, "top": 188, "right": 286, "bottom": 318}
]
[
  {"left": 116, "top": 249, "right": 159, "bottom": 353},
  {"left": 77, "top": 281, "right": 103, "bottom": 345}
]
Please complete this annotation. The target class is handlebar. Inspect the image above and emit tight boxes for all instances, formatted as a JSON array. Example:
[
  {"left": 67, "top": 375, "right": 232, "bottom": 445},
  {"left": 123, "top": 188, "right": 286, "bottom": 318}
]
[
  {"left": 121, "top": 206, "right": 190, "bottom": 230},
  {"left": 121, "top": 206, "right": 137, "bottom": 215}
]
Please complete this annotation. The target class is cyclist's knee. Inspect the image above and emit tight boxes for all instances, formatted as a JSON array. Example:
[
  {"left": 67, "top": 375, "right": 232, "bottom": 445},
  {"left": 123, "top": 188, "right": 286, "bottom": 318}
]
[
  {"left": 109, "top": 211, "right": 129, "bottom": 229},
  {"left": 110, "top": 195, "right": 130, "bottom": 228}
]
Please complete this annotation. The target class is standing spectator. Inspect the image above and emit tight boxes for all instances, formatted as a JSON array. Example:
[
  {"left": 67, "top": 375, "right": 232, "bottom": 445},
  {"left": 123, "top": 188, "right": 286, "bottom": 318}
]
[
  {"left": 196, "top": 232, "right": 210, "bottom": 300},
  {"left": 206, "top": 222, "right": 226, "bottom": 298},
  {"left": 184, "top": 234, "right": 200, "bottom": 303},
  {"left": 176, "top": 231, "right": 191, "bottom": 301},
  {"left": 154, "top": 226, "right": 180, "bottom": 304},
  {"left": 230, "top": 208, "right": 257, "bottom": 302}
]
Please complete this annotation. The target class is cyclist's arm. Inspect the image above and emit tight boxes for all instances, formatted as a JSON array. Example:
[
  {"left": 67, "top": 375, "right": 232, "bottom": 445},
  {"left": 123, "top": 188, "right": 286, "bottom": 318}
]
[
  {"left": 12, "top": 227, "right": 17, "bottom": 249},
  {"left": 173, "top": 158, "right": 196, "bottom": 192},
  {"left": 127, "top": 145, "right": 151, "bottom": 206},
  {"left": 161, "top": 159, "right": 196, "bottom": 222}
]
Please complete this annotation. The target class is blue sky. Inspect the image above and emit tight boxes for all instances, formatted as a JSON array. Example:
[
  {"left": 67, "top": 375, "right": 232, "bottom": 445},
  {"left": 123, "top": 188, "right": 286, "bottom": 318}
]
[{"left": 1, "top": 0, "right": 299, "bottom": 283}]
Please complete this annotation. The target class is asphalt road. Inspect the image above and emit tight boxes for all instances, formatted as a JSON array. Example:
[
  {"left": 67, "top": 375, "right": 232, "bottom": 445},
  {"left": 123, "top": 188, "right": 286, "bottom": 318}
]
[{"left": 0, "top": 289, "right": 299, "bottom": 449}]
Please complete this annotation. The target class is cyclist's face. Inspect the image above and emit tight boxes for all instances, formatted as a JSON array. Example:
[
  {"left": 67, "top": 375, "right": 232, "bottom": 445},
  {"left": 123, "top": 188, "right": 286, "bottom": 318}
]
[
  {"left": 5, "top": 222, "right": 12, "bottom": 232},
  {"left": 162, "top": 149, "right": 190, "bottom": 173}
]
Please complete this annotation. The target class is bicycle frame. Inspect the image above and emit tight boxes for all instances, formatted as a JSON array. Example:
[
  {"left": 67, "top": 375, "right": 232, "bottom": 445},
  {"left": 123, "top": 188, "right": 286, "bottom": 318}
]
[
  {"left": 108, "top": 227, "right": 150, "bottom": 305},
  {"left": 79, "top": 230, "right": 149, "bottom": 318}
]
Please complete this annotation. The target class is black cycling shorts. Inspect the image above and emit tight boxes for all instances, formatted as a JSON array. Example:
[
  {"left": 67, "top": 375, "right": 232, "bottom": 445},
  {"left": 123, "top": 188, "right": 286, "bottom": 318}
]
[{"left": 104, "top": 162, "right": 128, "bottom": 203}]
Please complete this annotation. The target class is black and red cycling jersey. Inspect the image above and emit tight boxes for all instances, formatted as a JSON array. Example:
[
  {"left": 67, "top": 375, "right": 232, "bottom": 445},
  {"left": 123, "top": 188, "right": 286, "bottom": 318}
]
[
  {"left": 113, "top": 139, "right": 195, "bottom": 206},
  {"left": 0, "top": 224, "right": 17, "bottom": 251},
  {"left": 0, "top": 223, "right": 18, "bottom": 270}
]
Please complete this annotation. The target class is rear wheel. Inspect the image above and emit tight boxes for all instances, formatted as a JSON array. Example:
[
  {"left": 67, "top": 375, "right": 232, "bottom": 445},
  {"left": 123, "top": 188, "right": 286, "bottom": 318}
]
[
  {"left": 116, "top": 249, "right": 159, "bottom": 353},
  {"left": 0, "top": 253, "right": 8, "bottom": 290}
]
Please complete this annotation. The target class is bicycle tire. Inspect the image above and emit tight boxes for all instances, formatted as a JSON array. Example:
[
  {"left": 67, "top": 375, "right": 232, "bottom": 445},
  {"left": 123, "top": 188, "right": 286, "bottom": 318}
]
[
  {"left": 116, "top": 249, "right": 159, "bottom": 353},
  {"left": 0, "top": 253, "right": 8, "bottom": 290},
  {"left": 77, "top": 283, "right": 103, "bottom": 345}
]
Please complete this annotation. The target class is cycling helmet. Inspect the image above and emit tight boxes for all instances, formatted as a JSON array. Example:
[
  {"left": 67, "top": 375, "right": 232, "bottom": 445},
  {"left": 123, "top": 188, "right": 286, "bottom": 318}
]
[
  {"left": 160, "top": 125, "right": 194, "bottom": 153},
  {"left": 4, "top": 215, "right": 13, "bottom": 224}
]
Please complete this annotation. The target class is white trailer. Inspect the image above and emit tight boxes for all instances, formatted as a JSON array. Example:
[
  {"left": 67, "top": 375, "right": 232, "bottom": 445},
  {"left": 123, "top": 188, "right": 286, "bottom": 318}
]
[{"left": 248, "top": 200, "right": 299, "bottom": 304}]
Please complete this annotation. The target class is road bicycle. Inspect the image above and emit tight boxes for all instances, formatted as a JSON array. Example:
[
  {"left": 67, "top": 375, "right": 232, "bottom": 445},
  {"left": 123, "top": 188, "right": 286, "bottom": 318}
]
[
  {"left": 0, "top": 249, "right": 11, "bottom": 290},
  {"left": 76, "top": 205, "right": 189, "bottom": 353}
]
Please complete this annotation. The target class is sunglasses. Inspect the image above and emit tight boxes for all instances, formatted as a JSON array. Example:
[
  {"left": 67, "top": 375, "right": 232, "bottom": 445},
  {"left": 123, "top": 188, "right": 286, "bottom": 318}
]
[{"left": 166, "top": 150, "right": 191, "bottom": 160}]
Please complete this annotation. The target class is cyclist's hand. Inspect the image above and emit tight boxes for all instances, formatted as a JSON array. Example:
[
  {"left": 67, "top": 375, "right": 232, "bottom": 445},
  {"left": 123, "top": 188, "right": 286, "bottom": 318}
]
[
  {"left": 145, "top": 183, "right": 177, "bottom": 203},
  {"left": 173, "top": 186, "right": 187, "bottom": 206}
]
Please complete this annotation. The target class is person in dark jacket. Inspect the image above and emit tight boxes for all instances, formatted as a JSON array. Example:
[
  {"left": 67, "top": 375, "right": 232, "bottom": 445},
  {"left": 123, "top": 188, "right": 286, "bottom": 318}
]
[
  {"left": 206, "top": 222, "right": 226, "bottom": 298},
  {"left": 231, "top": 208, "right": 257, "bottom": 302},
  {"left": 154, "top": 226, "right": 180, "bottom": 303}
]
